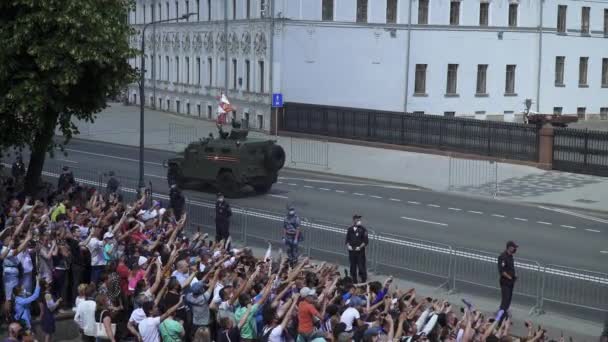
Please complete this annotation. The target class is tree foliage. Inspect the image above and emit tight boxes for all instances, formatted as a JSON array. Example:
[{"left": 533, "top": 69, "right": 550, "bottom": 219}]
[{"left": 0, "top": 0, "right": 137, "bottom": 193}]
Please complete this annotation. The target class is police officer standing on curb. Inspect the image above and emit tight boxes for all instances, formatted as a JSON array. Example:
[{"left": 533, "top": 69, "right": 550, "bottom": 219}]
[
  {"left": 169, "top": 184, "right": 186, "bottom": 220},
  {"left": 57, "top": 166, "right": 75, "bottom": 193},
  {"left": 11, "top": 155, "right": 26, "bottom": 183},
  {"left": 498, "top": 240, "right": 518, "bottom": 313},
  {"left": 283, "top": 206, "right": 301, "bottom": 267},
  {"left": 215, "top": 193, "right": 232, "bottom": 248},
  {"left": 345, "top": 214, "right": 369, "bottom": 284},
  {"left": 106, "top": 171, "right": 120, "bottom": 195}
]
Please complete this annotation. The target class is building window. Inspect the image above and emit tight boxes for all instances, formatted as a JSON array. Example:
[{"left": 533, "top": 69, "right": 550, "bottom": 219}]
[
  {"left": 476, "top": 64, "right": 488, "bottom": 94},
  {"left": 450, "top": 1, "right": 460, "bottom": 25},
  {"left": 158, "top": 55, "right": 161, "bottom": 79},
  {"left": 175, "top": 57, "right": 180, "bottom": 83},
  {"left": 356, "top": 0, "right": 368, "bottom": 23},
  {"left": 207, "top": 105, "right": 212, "bottom": 119},
  {"left": 175, "top": 1, "right": 179, "bottom": 18},
  {"left": 245, "top": 60, "right": 251, "bottom": 91},
  {"left": 197, "top": 104, "right": 201, "bottom": 117},
  {"left": 207, "top": 0, "right": 211, "bottom": 20},
  {"left": 258, "top": 60, "right": 265, "bottom": 93},
  {"left": 196, "top": 57, "right": 201, "bottom": 84},
  {"left": 246, "top": 0, "right": 251, "bottom": 19},
  {"left": 196, "top": 0, "right": 200, "bottom": 21},
  {"left": 414, "top": 64, "right": 427, "bottom": 94},
  {"left": 553, "top": 107, "right": 562, "bottom": 115},
  {"left": 232, "top": 59, "right": 237, "bottom": 89},
  {"left": 579, "top": 57, "right": 588, "bottom": 87},
  {"left": 508, "top": 3, "right": 518, "bottom": 27},
  {"left": 505, "top": 65, "right": 516, "bottom": 94},
  {"left": 158, "top": 98, "right": 163, "bottom": 109},
  {"left": 577, "top": 107, "right": 586, "bottom": 119},
  {"left": 444, "top": 112, "right": 455, "bottom": 117},
  {"left": 581, "top": 7, "right": 590, "bottom": 35},
  {"left": 233, "top": 0, "right": 236, "bottom": 19},
  {"left": 157, "top": 3, "right": 162, "bottom": 21},
  {"left": 555, "top": 56, "right": 565, "bottom": 86},
  {"left": 257, "top": 115, "right": 264, "bottom": 129},
  {"left": 446, "top": 64, "right": 458, "bottom": 95},
  {"left": 604, "top": 9, "right": 608, "bottom": 36},
  {"left": 167, "top": 99, "right": 172, "bottom": 111},
  {"left": 600, "top": 107, "right": 608, "bottom": 120},
  {"left": 479, "top": 3, "right": 489, "bottom": 26},
  {"left": 557, "top": 5, "right": 567, "bottom": 33},
  {"left": 386, "top": 0, "right": 397, "bottom": 24},
  {"left": 418, "top": 0, "right": 428, "bottom": 24},
  {"left": 322, "top": 0, "right": 334, "bottom": 21},
  {"left": 143, "top": 5, "right": 146, "bottom": 23},
  {"left": 187, "top": 103, "right": 191, "bottom": 115},
  {"left": 260, "top": 0, "right": 266, "bottom": 18},
  {"left": 602, "top": 58, "right": 608, "bottom": 87},
  {"left": 185, "top": 1, "right": 189, "bottom": 21},
  {"left": 207, "top": 57, "right": 213, "bottom": 86},
  {"left": 185, "top": 57, "right": 190, "bottom": 84},
  {"left": 165, "top": 56, "right": 170, "bottom": 81},
  {"left": 166, "top": 2, "right": 170, "bottom": 20}
]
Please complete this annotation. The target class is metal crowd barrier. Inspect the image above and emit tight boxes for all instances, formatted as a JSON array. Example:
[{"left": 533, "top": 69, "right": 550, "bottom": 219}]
[
  {"left": 35, "top": 164, "right": 608, "bottom": 318},
  {"left": 289, "top": 137, "right": 330, "bottom": 169}
]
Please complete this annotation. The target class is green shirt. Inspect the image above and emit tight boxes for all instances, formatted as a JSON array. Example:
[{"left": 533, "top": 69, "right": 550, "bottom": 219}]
[
  {"left": 234, "top": 303, "right": 259, "bottom": 339},
  {"left": 50, "top": 203, "right": 66, "bottom": 222},
  {"left": 159, "top": 318, "right": 183, "bottom": 342}
]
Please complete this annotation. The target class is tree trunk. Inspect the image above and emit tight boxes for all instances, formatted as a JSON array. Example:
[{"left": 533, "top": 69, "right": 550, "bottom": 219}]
[{"left": 24, "top": 111, "right": 58, "bottom": 195}]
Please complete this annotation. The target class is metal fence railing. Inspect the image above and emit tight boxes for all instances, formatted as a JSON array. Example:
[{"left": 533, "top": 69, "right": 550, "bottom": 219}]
[
  {"left": 448, "top": 157, "right": 498, "bottom": 197},
  {"left": 289, "top": 137, "right": 329, "bottom": 169},
  {"left": 553, "top": 128, "right": 608, "bottom": 177},
  {"left": 35, "top": 163, "right": 608, "bottom": 318}
]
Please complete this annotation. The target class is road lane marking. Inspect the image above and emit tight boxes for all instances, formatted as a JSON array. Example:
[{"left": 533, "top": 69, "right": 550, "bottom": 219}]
[
  {"left": 585, "top": 229, "right": 601, "bottom": 233},
  {"left": 269, "top": 194, "right": 289, "bottom": 199},
  {"left": 29, "top": 165, "right": 608, "bottom": 285},
  {"left": 303, "top": 185, "right": 313, "bottom": 189},
  {"left": 427, "top": 204, "right": 440, "bottom": 208},
  {"left": 144, "top": 173, "right": 166, "bottom": 179},
  {"left": 448, "top": 208, "right": 461, "bottom": 211},
  {"left": 353, "top": 193, "right": 365, "bottom": 196},
  {"left": 57, "top": 159, "right": 78, "bottom": 164},
  {"left": 277, "top": 176, "right": 421, "bottom": 191},
  {"left": 468, "top": 211, "right": 483, "bottom": 215},
  {"left": 538, "top": 206, "right": 608, "bottom": 224},
  {"left": 64, "top": 148, "right": 163, "bottom": 166},
  {"left": 538, "top": 221, "right": 552, "bottom": 225},
  {"left": 335, "top": 190, "right": 345, "bottom": 193},
  {"left": 401, "top": 216, "right": 448, "bottom": 227},
  {"left": 514, "top": 218, "right": 528, "bottom": 221},
  {"left": 560, "top": 225, "right": 576, "bottom": 229},
  {"left": 600, "top": 251, "right": 608, "bottom": 254},
  {"left": 277, "top": 181, "right": 283, "bottom": 184},
  {"left": 319, "top": 188, "right": 330, "bottom": 191},
  {"left": 389, "top": 198, "right": 401, "bottom": 202},
  {"left": 370, "top": 195, "right": 382, "bottom": 199},
  {"left": 407, "top": 201, "right": 420, "bottom": 205},
  {"left": 492, "top": 214, "right": 505, "bottom": 218},
  {"left": 287, "top": 183, "right": 297, "bottom": 186}
]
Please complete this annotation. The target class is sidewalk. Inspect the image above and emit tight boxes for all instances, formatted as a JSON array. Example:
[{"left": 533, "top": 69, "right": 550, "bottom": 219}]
[{"left": 68, "top": 102, "right": 608, "bottom": 212}]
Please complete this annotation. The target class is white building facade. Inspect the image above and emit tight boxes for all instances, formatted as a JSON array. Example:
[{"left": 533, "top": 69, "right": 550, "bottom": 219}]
[{"left": 128, "top": 0, "right": 608, "bottom": 128}]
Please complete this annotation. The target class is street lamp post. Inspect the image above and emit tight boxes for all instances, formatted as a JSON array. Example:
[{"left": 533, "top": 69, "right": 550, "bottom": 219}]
[{"left": 138, "top": 12, "right": 195, "bottom": 189}]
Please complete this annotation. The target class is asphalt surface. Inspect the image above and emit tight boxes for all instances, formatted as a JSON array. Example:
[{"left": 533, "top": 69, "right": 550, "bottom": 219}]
[{"left": 10, "top": 137, "right": 604, "bottom": 273}]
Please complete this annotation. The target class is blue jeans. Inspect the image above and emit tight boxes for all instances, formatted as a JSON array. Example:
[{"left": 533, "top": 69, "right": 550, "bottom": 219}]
[
  {"left": 90, "top": 266, "right": 105, "bottom": 285},
  {"left": 284, "top": 237, "right": 299, "bottom": 266}
]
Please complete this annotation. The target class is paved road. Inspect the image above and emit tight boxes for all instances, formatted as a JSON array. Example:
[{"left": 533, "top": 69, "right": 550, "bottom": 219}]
[{"left": 14, "top": 138, "right": 604, "bottom": 273}]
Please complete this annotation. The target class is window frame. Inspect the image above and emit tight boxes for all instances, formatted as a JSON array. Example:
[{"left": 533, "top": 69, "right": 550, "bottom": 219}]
[
  {"left": 386, "top": 0, "right": 398, "bottom": 24},
  {"left": 322, "top": 0, "right": 334, "bottom": 21},
  {"left": 557, "top": 5, "right": 567, "bottom": 33},
  {"left": 449, "top": 1, "right": 460, "bottom": 26},
  {"left": 476, "top": 64, "right": 488, "bottom": 95},
  {"left": 418, "top": 0, "right": 429, "bottom": 24},
  {"left": 356, "top": 0, "right": 368, "bottom": 23},
  {"left": 578, "top": 57, "right": 588, "bottom": 87},
  {"left": 258, "top": 60, "right": 265, "bottom": 93},
  {"left": 446, "top": 64, "right": 459, "bottom": 95},
  {"left": 555, "top": 56, "right": 565, "bottom": 86},
  {"left": 602, "top": 58, "right": 608, "bottom": 87},
  {"left": 414, "top": 64, "right": 427, "bottom": 95},
  {"left": 508, "top": 3, "right": 518, "bottom": 27},
  {"left": 479, "top": 2, "right": 489, "bottom": 27},
  {"left": 505, "top": 64, "right": 516, "bottom": 95},
  {"left": 581, "top": 6, "right": 590, "bottom": 35}
]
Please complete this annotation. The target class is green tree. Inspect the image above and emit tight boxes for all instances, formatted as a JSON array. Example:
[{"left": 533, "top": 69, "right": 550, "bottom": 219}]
[{"left": 0, "top": 0, "right": 136, "bottom": 194}]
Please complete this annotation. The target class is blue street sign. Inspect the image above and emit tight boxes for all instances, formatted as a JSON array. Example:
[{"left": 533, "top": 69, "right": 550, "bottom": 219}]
[{"left": 272, "top": 93, "right": 283, "bottom": 108}]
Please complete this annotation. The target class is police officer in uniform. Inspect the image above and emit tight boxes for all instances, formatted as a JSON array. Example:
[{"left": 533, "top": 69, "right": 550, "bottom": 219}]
[
  {"left": 345, "top": 214, "right": 369, "bottom": 284},
  {"left": 215, "top": 193, "right": 232, "bottom": 247},
  {"left": 57, "top": 166, "right": 75, "bottom": 193},
  {"left": 106, "top": 171, "right": 120, "bottom": 194},
  {"left": 283, "top": 206, "right": 301, "bottom": 267},
  {"left": 498, "top": 241, "right": 518, "bottom": 312},
  {"left": 11, "top": 156, "right": 26, "bottom": 182},
  {"left": 169, "top": 184, "right": 186, "bottom": 220}
]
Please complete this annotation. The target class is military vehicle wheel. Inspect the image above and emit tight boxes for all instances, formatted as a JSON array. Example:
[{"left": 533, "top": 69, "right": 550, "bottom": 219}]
[
  {"left": 264, "top": 145, "right": 286, "bottom": 171},
  {"left": 253, "top": 182, "right": 273, "bottom": 194},
  {"left": 217, "top": 171, "right": 240, "bottom": 197}
]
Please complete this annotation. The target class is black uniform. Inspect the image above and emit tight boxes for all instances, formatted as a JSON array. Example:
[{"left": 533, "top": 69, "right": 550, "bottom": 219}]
[
  {"left": 498, "top": 251, "right": 516, "bottom": 311},
  {"left": 215, "top": 200, "right": 232, "bottom": 243},
  {"left": 11, "top": 160, "right": 25, "bottom": 180},
  {"left": 57, "top": 170, "right": 75, "bottom": 193},
  {"left": 106, "top": 176, "right": 120, "bottom": 194},
  {"left": 169, "top": 187, "right": 186, "bottom": 219},
  {"left": 345, "top": 224, "right": 369, "bottom": 283}
]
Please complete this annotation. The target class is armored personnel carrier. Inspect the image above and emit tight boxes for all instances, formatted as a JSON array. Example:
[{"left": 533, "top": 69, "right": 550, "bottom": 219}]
[{"left": 165, "top": 121, "right": 285, "bottom": 197}]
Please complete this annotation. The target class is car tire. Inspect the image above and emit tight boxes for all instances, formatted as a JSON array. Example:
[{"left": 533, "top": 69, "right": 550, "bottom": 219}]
[{"left": 264, "top": 145, "right": 286, "bottom": 171}]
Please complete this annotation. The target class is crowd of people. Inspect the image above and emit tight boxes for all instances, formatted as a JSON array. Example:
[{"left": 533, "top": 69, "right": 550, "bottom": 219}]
[{"left": 0, "top": 163, "right": 604, "bottom": 342}]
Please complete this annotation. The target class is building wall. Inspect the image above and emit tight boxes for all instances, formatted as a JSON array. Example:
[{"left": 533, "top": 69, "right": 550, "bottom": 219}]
[{"left": 128, "top": 0, "right": 608, "bottom": 131}]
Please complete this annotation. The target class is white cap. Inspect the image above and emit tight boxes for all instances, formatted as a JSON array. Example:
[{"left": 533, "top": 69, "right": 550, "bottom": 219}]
[
  {"left": 299, "top": 287, "right": 317, "bottom": 298},
  {"left": 103, "top": 232, "right": 114, "bottom": 240},
  {"left": 138, "top": 256, "right": 148, "bottom": 266}
]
